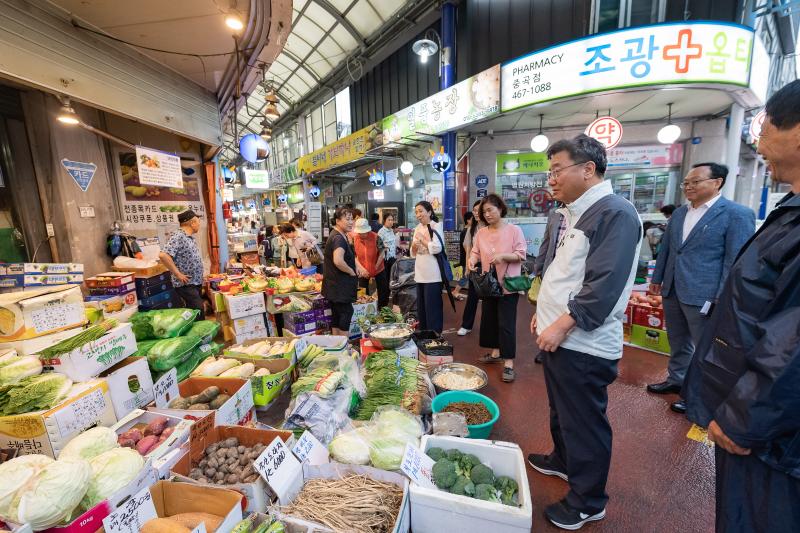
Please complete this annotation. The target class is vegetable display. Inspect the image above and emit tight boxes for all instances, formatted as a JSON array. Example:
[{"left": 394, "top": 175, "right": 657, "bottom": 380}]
[
  {"left": 130, "top": 309, "right": 200, "bottom": 341},
  {"left": 81, "top": 447, "right": 145, "bottom": 509},
  {"left": 429, "top": 447, "right": 519, "bottom": 506},
  {"left": 442, "top": 401, "right": 492, "bottom": 425},
  {"left": 15, "top": 456, "right": 92, "bottom": 530},
  {"left": 0, "top": 372, "right": 73, "bottom": 416},
  {"left": 230, "top": 516, "right": 286, "bottom": 533},
  {"left": 146, "top": 335, "right": 202, "bottom": 371},
  {"left": 296, "top": 344, "right": 326, "bottom": 370},
  {"left": 117, "top": 415, "right": 176, "bottom": 455},
  {"left": 291, "top": 368, "right": 345, "bottom": 398},
  {"left": 60, "top": 426, "right": 119, "bottom": 460},
  {"left": 356, "top": 306, "right": 404, "bottom": 331},
  {"left": 186, "top": 320, "right": 221, "bottom": 343},
  {"left": 227, "top": 339, "right": 295, "bottom": 358},
  {"left": 0, "top": 455, "right": 53, "bottom": 519},
  {"left": 141, "top": 512, "right": 227, "bottom": 533},
  {"left": 185, "top": 437, "right": 263, "bottom": 485},
  {"left": 355, "top": 351, "right": 429, "bottom": 420},
  {"left": 282, "top": 475, "right": 403, "bottom": 533},
  {"left": 0, "top": 355, "right": 42, "bottom": 387},
  {"left": 168, "top": 386, "right": 229, "bottom": 410},
  {"left": 35, "top": 320, "right": 118, "bottom": 359},
  {"left": 328, "top": 409, "right": 423, "bottom": 470}
]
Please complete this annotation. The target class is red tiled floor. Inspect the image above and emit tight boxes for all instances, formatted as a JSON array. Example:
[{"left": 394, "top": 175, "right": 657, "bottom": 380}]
[{"left": 442, "top": 297, "right": 715, "bottom": 533}]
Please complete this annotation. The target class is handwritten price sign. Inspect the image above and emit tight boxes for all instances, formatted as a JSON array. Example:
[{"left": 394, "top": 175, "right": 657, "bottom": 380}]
[
  {"left": 102, "top": 485, "right": 157, "bottom": 533},
  {"left": 292, "top": 431, "right": 329, "bottom": 465},
  {"left": 153, "top": 368, "right": 179, "bottom": 408},
  {"left": 254, "top": 436, "right": 302, "bottom": 504},
  {"left": 400, "top": 444, "right": 436, "bottom": 489}
]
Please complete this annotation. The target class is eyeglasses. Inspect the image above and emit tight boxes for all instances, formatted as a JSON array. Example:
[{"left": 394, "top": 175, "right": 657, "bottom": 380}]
[
  {"left": 679, "top": 177, "right": 717, "bottom": 190},
  {"left": 546, "top": 162, "right": 586, "bottom": 181}
]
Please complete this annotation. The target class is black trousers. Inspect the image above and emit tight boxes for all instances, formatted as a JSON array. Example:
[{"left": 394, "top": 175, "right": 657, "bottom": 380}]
[
  {"left": 358, "top": 269, "right": 389, "bottom": 309},
  {"left": 460, "top": 278, "right": 480, "bottom": 330},
  {"left": 543, "top": 346, "right": 619, "bottom": 512},
  {"left": 715, "top": 447, "right": 800, "bottom": 533},
  {"left": 417, "top": 282, "right": 443, "bottom": 333},
  {"left": 478, "top": 293, "right": 518, "bottom": 359},
  {"left": 175, "top": 285, "right": 204, "bottom": 313}
]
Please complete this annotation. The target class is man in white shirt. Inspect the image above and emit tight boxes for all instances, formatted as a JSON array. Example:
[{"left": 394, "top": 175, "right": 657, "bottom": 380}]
[{"left": 648, "top": 163, "right": 755, "bottom": 413}]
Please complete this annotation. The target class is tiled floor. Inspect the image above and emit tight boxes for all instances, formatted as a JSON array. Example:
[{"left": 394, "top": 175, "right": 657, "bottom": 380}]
[{"left": 443, "top": 297, "right": 715, "bottom": 533}]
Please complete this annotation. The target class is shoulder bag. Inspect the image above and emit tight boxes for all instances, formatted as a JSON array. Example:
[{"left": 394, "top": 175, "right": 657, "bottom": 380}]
[
  {"left": 427, "top": 226, "right": 456, "bottom": 311},
  {"left": 503, "top": 262, "right": 533, "bottom": 293},
  {"left": 470, "top": 264, "right": 503, "bottom": 299}
]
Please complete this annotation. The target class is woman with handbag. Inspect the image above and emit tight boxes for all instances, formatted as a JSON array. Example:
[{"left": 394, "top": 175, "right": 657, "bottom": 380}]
[
  {"left": 279, "top": 223, "right": 321, "bottom": 271},
  {"left": 469, "top": 194, "right": 527, "bottom": 383},
  {"left": 411, "top": 201, "right": 446, "bottom": 333}
]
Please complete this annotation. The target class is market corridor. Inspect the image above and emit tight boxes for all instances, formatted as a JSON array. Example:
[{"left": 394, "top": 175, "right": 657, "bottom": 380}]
[{"left": 443, "top": 298, "right": 715, "bottom": 533}]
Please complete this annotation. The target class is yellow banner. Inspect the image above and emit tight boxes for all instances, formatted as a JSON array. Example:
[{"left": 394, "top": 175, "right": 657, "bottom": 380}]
[{"left": 297, "top": 123, "right": 382, "bottom": 175}]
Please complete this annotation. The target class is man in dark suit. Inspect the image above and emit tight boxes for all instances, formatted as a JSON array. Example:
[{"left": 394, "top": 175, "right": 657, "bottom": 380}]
[{"left": 647, "top": 163, "right": 755, "bottom": 413}]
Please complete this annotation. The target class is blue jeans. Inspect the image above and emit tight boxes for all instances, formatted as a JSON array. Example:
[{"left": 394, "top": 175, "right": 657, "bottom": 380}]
[{"left": 417, "top": 282, "right": 443, "bottom": 334}]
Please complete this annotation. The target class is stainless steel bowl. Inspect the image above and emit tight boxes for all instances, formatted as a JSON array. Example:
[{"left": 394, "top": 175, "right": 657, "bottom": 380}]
[
  {"left": 429, "top": 363, "right": 489, "bottom": 394},
  {"left": 366, "top": 323, "right": 414, "bottom": 349}
]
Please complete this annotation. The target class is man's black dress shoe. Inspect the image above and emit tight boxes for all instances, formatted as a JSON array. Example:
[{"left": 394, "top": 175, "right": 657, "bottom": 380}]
[
  {"left": 647, "top": 381, "right": 681, "bottom": 394},
  {"left": 670, "top": 400, "right": 687, "bottom": 414}
]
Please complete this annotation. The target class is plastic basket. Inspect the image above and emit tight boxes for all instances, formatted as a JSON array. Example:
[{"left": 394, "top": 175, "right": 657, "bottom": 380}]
[
  {"left": 431, "top": 390, "right": 500, "bottom": 439},
  {"left": 300, "top": 266, "right": 317, "bottom": 276}
]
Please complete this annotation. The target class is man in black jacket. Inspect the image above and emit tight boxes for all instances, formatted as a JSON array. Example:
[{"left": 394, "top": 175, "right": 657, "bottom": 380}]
[{"left": 684, "top": 80, "right": 800, "bottom": 532}]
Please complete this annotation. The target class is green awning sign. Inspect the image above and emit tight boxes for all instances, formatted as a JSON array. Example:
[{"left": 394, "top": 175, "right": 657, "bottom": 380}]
[{"left": 496, "top": 152, "right": 550, "bottom": 175}]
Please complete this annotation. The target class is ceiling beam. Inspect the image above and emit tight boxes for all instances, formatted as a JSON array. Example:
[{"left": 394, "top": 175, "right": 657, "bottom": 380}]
[{"left": 310, "top": 0, "right": 366, "bottom": 50}]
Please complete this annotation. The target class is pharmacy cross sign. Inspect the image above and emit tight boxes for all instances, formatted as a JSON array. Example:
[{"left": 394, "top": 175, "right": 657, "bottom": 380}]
[{"left": 662, "top": 29, "right": 703, "bottom": 74}]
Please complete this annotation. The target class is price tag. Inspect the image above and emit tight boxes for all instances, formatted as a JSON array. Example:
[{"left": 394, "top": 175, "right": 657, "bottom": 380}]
[
  {"left": 400, "top": 444, "right": 436, "bottom": 489},
  {"left": 292, "top": 431, "right": 329, "bottom": 465},
  {"left": 254, "top": 436, "right": 303, "bottom": 504},
  {"left": 153, "top": 368, "right": 180, "bottom": 408},
  {"left": 102, "top": 485, "right": 157, "bottom": 533},
  {"left": 293, "top": 338, "right": 308, "bottom": 363},
  {"left": 189, "top": 412, "right": 214, "bottom": 445}
]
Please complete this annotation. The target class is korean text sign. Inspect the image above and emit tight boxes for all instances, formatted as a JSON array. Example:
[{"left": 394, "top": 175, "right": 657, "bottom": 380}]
[{"left": 501, "top": 22, "right": 758, "bottom": 113}]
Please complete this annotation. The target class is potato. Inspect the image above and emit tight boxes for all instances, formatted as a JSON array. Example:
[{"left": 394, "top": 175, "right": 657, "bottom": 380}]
[
  {"left": 238, "top": 456, "right": 249, "bottom": 466},
  {"left": 214, "top": 471, "right": 225, "bottom": 482},
  {"left": 207, "top": 457, "right": 219, "bottom": 469},
  {"left": 219, "top": 464, "right": 229, "bottom": 475},
  {"left": 226, "top": 448, "right": 238, "bottom": 458},
  {"left": 141, "top": 518, "right": 190, "bottom": 533},
  {"left": 185, "top": 394, "right": 201, "bottom": 405},
  {"left": 198, "top": 386, "right": 220, "bottom": 403},
  {"left": 204, "top": 468, "right": 216, "bottom": 478},
  {"left": 237, "top": 445, "right": 246, "bottom": 454},
  {"left": 205, "top": 443, "right": 219, "bottom": 455},
  {"left": 226, "top": 456, "right": 238, "bottom": 466},
  {"left": 224, "top": 437, "right": 239, "bottom": 448},
  {"left": 225, "top": 474, "right": 240, "bottom": 484},
  {"left": 209, "top": 395, "right": 230, "bottom": 409},
  {"left": 244, "top": 474, "right": 259, "bottom": 483},
  {"left": 197, "top": 477, "right": 208, "bottom": 483},
  {"left": 241, "top": 464, "right": 254, "bottom": 478},
  {"left": 169, "top": 398, "right": 190, "bottom": 409},
  {"left": 199, "top": 458, "right": 208, "bottom": 469},
  {"left": 189, "top": 468, "right": 203, "bottom": 479},
  {"left": 187, "top": 403, "right": 210, "bottom": 410},
  {"left": 168, "top": 513, "right": 223, "bottom": 533}
]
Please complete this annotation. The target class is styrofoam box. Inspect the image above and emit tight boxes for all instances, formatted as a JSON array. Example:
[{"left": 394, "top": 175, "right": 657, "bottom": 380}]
[
  {"left": 410, "top": 435, "right": 532, "bottom": 533},
  {"left": 102, "top": 357, "right": 155, "bottom": 420},
  {"left": 111, "top": 409, "right": 192, "bottom": 461}
]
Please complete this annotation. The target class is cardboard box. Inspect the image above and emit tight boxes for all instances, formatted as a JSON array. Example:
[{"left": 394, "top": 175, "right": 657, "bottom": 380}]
[
  {"left": 172, "top": 425, "right": 292, "bottom": 513},
  {"left": 0, "top": 286, "right": 86, "bottom": 342},
  {"left": 630, "top": 324, "right": 671, "bottom": 354},
  {"left": 23, "top": 274, "right": 84, "bottom": 287},
  {"left": 136, "top": 279, "right": 173, "bottom": 299},
  {"left": 88, "top": 282, "right": 137, "bottom": 296},
  {"left": 111, "top": 409, "right": 193, "bottom": 461},
  {"left": 225, "top": 292, "right": 266, "bottom": 320},
  {"left": 148, "top": 480, "right": 244, "bottom": 533},
  {"left": 100, "top": 357, "right": 155, "bottom": 419},
  {"left": 283, "top": 319, "right": 318, "bottom": 336},
  {"left": 113, "top": 264, "right": 168, "bottom": 278},
  {"left": 84, "top": 290, "right": 138, "bottom": 316},
  {"left": 0, "top": 327, "right": 83, "bottom": 357},
  {"left": 229, "top": 356, "right": 293, "bottom": 408},
  {"left": 0, "top": 274, "right": 23, "bottom": 290},
  {"left": 139, "top": 288, "right": 181, "bottom": 309},
  {"left": 0, "top": 379, "right": 117, "bottom": 458},
  {"left": 84, "top": 272, "right": 135, "bottom": 288},
  {"left": 232, "top": 313, "right": 267, "bottom": 335},
  {"left": 210, "top": 291, "right": 227, "bottom": 313},
  {"left": 231, "top": 327, "right": 270, "bottom": 344},
  {"left": 135, "top": 271, "right": 171, "bottom": 291},
  {"left": 632, "top": 304, "right": 666, "bottom": 329},
  {"left": 40, "top": 323, "right": 138, "bottom": 382},
  {"left": 148, "top": 377, "right": 255, "bottom": 427},
  {"left": 410, "top": 436, "right": 531, "bottom": 533},
  {"left": 276, "top": 463, "right": 410, "bottom": 533},
  {"left": 23, "top": 263, "right": 83, "bottom": 274}
]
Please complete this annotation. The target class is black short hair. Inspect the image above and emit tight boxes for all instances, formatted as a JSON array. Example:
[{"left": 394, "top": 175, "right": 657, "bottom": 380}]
[
  {"left": 765, "top": 79, "right": 800, "bottom": 130},
  {"left": 278, "top": 223, "right": 296, "bottom": 235},
  {"left": 332, "top": 206, "right": 352, "bottom": 223},
  {"left": 370, "top": 213, "right": 379, "bottom": 221},
  {"left": 547, "top": 133, "right": 607, "bottom": 176},
  {"left": 660, "top": 204, "right": 676, "bottom": 217},
  {"left": 415, "top": 201, "right": 439, "bottom": 223},
  {"left": 692, "top": 162, "right": 729, "bottom": 188},
  {"left": 382, "top": 212, "right": 394, "bottom": 223},
  {"left": 478, "top": 193, "right": 508, "bottom": 224},
  {"left": 463, "top": 212, "right": 474, "bottom": 225}
]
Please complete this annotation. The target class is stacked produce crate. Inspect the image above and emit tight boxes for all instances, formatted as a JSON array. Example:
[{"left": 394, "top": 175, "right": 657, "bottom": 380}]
[
  {"left": 135, "top": 270, "right": 181, "bottom": 310},
  {"left": 84, "top": 272, "right": 139, "bottom": 322},
  {"left": 0, "top": 262, "right": 84, "bottom": 292},
  {"left": 222, "top": 292, "right": 268, "bottom": 343}
]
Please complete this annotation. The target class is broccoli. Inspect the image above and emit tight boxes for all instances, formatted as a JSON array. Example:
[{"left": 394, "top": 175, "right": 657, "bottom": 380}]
[
  {"left": 432, "top": 458, "right": 458, "bottom": 490},
  {"left": 494, "top": 476, "right": 519, "bottom": 506},
  {"left": 456, "top": 453, "right": 481, "bottom": 477},
  {"left": 474, "top": 483, "right": 500, "bottom": 502},
  {"left": 450, "top": 475, "right": 476, "bottom": 497},
  {"left": 469, "top": 463, "right": 496, "bottom": 486},
  {"left": 427, "top": 447, "right": 445, "bottom": 461},
  {"left": 445, "top": 448, "right": 463, "bottom": 461}
]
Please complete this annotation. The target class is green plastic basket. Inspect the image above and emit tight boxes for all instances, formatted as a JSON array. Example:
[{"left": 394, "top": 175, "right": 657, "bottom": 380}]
[{"left": 431, "top": 390, "right": 500, "bottom": 439}]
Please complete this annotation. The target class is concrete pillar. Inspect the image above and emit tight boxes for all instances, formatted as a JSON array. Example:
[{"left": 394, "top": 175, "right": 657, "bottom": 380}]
[{"left": 722, "top": 103, "right": 744, "bottom": 200}]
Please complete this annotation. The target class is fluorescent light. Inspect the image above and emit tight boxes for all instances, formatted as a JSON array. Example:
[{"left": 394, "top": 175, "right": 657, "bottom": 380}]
[
  {"left": 407, "top": 176, "right": 414, "bottom": 188},
  {"left": 225, "top": 15, "right": 244, "bottom": 31}
]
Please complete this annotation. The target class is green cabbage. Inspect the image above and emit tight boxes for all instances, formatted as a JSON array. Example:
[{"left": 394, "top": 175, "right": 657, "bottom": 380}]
[
  {"left": 368, "top": 437, "right": 408, "bottom": 471},
  {"left": 329, "top": 429, "right": 371, "bottom": 465},
  {"left": 0, "top": 356, "right": 42, "bottom": 387},
  {"left": 81, "top": 448, "right": 145, "bottom": 510},
  {"left": 374, "top": 409, "right": 423, "bottom": 440},
  {"left": 16, "top": 456, "right": 91, "bottom": 530},
  {"left": 60, "top": 426, "right": 119, "bottom": 460},
  {"left": 0, "top": 454, "right": 54, "bottom": 519}
]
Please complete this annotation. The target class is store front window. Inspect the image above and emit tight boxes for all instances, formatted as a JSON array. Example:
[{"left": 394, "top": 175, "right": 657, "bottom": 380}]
[
  {"left": 608, "top": 168, "right": 680, "bottom": 213},
  {"left": 495, "top": 152, "right": 555, "bottom": 218}
]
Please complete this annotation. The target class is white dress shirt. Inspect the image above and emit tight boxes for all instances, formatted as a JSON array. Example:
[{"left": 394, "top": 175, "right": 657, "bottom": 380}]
[{"left": 682, "top": 194, "right": 721, "bottom": 242}]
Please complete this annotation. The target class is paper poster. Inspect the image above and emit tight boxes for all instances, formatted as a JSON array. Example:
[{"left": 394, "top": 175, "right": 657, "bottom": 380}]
[{"left": 135, "top": 146, "right": 183, "bottom": 188}]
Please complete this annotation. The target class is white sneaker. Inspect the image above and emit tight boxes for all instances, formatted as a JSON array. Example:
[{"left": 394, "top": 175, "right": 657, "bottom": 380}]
[{"left": 457, "top": 328, "right": 471, "bottom": 336}]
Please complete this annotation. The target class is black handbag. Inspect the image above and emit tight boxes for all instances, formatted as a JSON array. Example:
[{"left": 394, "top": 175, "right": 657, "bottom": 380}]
[{"left": 470, "top": 264, "right": 503, "bottom": 299}]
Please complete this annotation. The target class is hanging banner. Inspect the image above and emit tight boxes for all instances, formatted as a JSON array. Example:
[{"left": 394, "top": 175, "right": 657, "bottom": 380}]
[
  {"left": 297, "top": 123, "right": 382, "bottom": 175},
  {"left": 244, "top": 168, "right": 270, "bottom": 189},
  {"left": 118, "top": 150, "right": 205, "bottom": 229},
  {"left": 606, "top": 144, "right": 684, "bottom": 168},
  {"left": 61, "top": 159, "right": 97, "bottom": 192},
  {"left": 383, "top": 64, "right": 500, "bottom": 143},
  {"left": 135, "top": 146, "right": 183, "bottom": 188},
  {"left": 496, "top": 152, "right": 550, "bottom": 175},
  {"left": 502, "top": 22, "right": 765, "bottom": 113}
]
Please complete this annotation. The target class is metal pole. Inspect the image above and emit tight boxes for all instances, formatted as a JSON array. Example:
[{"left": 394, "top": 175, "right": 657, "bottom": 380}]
[
  {"left": 441, "top": 1, "right": 457, "bottom": 231},
  {"left": 723, "top": 103, "right": 744, "bottom": 201}
]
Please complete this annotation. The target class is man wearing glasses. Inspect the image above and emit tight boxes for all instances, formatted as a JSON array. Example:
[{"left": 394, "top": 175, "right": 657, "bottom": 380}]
[
  {"left": 528, "top": 134, "right": 641, "bottom": 530},
  {"left": 647, "top": 163, "right": 754, "bottom": 414}
]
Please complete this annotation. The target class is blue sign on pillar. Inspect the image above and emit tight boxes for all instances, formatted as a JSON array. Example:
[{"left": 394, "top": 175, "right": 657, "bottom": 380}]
[
  {"left": 61, "top": 159, "right": 97, "bottom": 192},
  {"left": 475, "top": 175, "right": 489, "bottom": 188}
]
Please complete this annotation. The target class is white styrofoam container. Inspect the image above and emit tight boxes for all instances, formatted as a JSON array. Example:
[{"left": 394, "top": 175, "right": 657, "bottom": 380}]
[{"left": 410, "top": 436, "right": 532, "bottom": 533}]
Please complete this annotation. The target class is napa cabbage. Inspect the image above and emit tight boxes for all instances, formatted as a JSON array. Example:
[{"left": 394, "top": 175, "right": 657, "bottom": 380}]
[
  {"left": 16, "top": 456, "right": 91, "bottom": 530},
  {"left": 60, "top": 426, "right": 119, "bottom": 460},
  {"left": 81, "top": 448, "right": 145, "bottom": 510}
]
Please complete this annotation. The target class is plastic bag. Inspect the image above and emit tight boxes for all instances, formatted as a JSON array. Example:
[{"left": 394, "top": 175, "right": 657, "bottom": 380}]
[
  {"left": 130, "top": 339, "right": 159, "bottom": 358},
  {"left": 186, "top": 320, "right": 220, "bottom": 344},
  {"left": 284, "top": 387, "right": 354, "bottom": 445},
  {"left": 432, "top": 412, "right": 469, "bottom": 437},
  {"left": 129, "top": 309, "right": 199, "bottom": 340},
  {"left": 146, "top": 335, "right": 201, "bottom": 371}
]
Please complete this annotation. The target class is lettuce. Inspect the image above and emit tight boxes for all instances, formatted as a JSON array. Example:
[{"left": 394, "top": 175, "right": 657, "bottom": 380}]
[
  {"left": 329, "top": 429, "right": 371, "bottom": 465},
  {"left": 368, "top": 437, "right": 407, "bottom": 471},
  {"left": 16, "top": 456, "right": 91, "bottom": 530},
  {"left": 0, "top": 454, "right": 54, "bottom": 519},
  {"left": 60, "top": 426, "right": 119, "bottom": 460},
  {"left": 81, "top": 448, "right": 144, "bottom": 510}
]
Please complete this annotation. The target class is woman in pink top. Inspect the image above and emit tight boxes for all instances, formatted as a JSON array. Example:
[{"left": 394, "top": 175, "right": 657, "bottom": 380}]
[{"left": 468, "top": 194, "right": 527, "bottom": 382}]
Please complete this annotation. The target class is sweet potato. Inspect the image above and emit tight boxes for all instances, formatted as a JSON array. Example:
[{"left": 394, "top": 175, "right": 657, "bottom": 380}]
[
  {"left": 119, "top": 428, "right": 143, "bottom": 442},
  {"left": 136, "top": 434, "right": 159, "bottom": 455},
  {"left": 144, "top": 416, "right": 168, "bottom": 436},
  {"left": 168, "top": 513, "right": 223, "bottom": 533},
  {"left": 118, "top": 437, "right": 136, "bottom": 448}
]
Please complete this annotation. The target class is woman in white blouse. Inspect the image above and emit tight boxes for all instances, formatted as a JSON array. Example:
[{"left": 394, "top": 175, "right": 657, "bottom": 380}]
[{"left": 411, "top": 201, "right": 445, "bottom": 333}]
